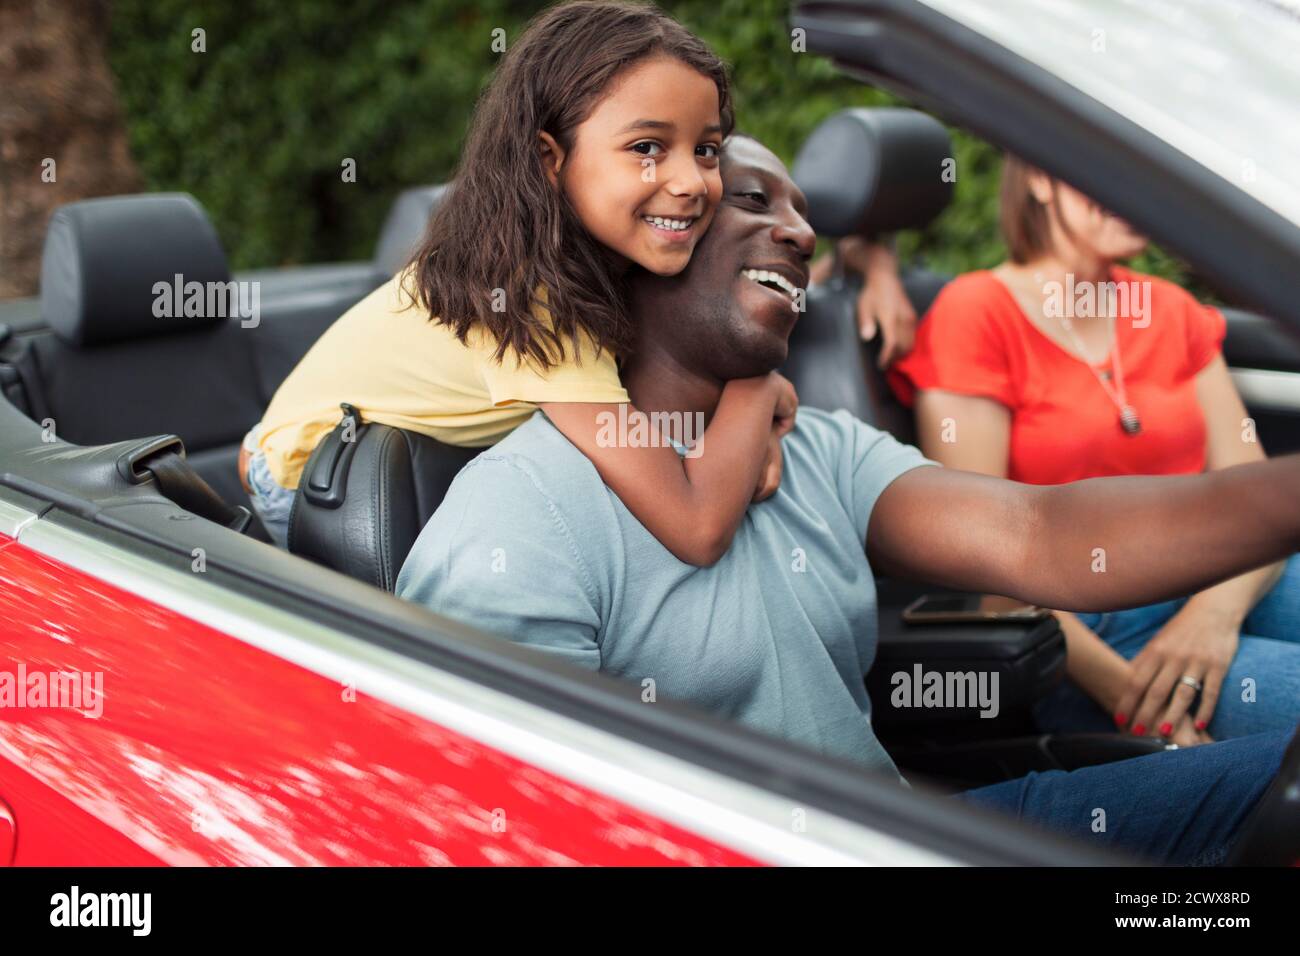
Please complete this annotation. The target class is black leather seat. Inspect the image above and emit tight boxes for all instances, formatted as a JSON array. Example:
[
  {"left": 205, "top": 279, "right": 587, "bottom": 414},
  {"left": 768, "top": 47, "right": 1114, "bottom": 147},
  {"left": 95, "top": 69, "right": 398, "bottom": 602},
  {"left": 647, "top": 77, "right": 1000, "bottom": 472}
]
[
  {"left": 0, "top": 185, "right": 455, "bottom": 540},
  {"left": 371, "top": 184, "right": 449, "bottom": 279},
  {"left": 283, "top": 185, "right": 465, "bottom": 589},
  {"left": 24, "top": 193, "right": 265, "bottom": 512},
  {"left": 239, "top": 184, "right": 452, "bottom": 399},
  {"left": 785, "top": 107, "right": 955, "bottom": 442},
  {"left": 288, "top": 406, "right": 476, "bottom": 591}
]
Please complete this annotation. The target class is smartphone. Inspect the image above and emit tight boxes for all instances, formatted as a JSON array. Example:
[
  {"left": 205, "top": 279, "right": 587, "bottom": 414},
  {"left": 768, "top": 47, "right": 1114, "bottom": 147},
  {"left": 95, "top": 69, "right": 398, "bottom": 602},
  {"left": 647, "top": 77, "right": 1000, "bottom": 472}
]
[{"left": 901, "top": 593, "right": 1051, "bottom": 624}]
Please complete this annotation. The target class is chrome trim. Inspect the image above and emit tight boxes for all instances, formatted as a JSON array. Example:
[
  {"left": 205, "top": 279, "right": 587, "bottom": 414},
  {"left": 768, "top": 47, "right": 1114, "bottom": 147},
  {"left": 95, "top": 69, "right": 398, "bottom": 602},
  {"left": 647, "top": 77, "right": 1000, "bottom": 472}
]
[
  {"left": 2, "top": 491, "right": 952, "bottom": 866},
  {"left": 1230, "top": 367, "right": 1300, "bottom": 413}
]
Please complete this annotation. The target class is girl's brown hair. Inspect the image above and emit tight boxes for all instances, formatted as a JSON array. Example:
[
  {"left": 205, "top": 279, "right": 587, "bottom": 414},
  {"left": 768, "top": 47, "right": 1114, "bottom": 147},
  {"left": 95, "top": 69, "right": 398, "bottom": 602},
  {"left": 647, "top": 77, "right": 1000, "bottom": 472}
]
[{"left": 403, "top": 1, "right": 734, "bottom": 369}]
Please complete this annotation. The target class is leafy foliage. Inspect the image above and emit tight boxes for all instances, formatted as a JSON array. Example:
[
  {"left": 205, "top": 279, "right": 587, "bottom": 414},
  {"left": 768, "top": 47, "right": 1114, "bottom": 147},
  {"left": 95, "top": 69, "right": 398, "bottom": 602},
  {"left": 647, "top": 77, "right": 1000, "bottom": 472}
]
[{"left": 110, "top": 0, "right": 1195, "bottom": 290}]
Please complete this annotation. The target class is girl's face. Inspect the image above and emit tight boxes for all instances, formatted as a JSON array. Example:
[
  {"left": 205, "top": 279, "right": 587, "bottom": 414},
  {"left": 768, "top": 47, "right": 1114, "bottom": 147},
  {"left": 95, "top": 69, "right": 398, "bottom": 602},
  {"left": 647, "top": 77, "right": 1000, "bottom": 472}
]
[{"left": 542, "top": 55, "right": 724, "bottom": 277}]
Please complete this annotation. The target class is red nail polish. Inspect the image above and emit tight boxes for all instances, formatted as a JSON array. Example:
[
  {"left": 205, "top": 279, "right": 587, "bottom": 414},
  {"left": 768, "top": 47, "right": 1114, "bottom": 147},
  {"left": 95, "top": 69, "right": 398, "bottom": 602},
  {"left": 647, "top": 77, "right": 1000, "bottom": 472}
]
[
  {"left": 1132, "top": 723, "right": 1146, "bottom": 736},
  {"left": 1114, "top": 713, "right": 1127, "bottom": 727},
  {"left": 1195, "top": 719, "right": 1207, "bottom": 731},
  {"left": 1159, "top": 722, "right": 1173, "bottom": 737}
]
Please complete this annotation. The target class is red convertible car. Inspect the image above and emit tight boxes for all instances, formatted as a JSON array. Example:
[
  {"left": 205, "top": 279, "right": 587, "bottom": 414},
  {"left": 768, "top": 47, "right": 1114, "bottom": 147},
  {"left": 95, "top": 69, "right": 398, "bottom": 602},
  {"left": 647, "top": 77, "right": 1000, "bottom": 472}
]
[{"left": 1, "top": 0, "right": 1298, "bottom": 867}]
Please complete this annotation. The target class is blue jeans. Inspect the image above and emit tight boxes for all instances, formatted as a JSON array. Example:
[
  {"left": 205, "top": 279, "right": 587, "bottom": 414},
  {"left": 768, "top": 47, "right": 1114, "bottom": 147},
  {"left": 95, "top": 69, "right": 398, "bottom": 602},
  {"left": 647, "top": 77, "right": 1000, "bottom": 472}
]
[
  {"left": 1034, "top": 554, "right": 1300, "bottom": 738},
  {"left": 246, "top": 444, "right": 295, "bottom": 548},
  {"left": 957, "top": 727, "right": 1289, "bottom": 865}
]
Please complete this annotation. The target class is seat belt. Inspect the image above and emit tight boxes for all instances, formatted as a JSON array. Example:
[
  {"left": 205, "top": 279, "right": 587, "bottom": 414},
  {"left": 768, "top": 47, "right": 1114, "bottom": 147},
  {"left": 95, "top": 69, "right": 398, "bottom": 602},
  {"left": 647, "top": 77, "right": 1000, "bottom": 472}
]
[{"left": 140, "top": 449, "right": 252, "bottom": 533}]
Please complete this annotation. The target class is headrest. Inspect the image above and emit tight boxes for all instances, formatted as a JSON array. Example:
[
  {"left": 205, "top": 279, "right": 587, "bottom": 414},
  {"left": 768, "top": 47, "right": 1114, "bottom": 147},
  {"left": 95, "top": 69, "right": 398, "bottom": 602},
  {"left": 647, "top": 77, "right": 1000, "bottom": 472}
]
[
  {"left": 372, "top": 184, "right": 449, "bottom": 278},
  {"left": 40, "top": 193, "right": 230, "bottom": 347},
  {"left": 792, "top": 108, "right": 954, "bottom": 238}
]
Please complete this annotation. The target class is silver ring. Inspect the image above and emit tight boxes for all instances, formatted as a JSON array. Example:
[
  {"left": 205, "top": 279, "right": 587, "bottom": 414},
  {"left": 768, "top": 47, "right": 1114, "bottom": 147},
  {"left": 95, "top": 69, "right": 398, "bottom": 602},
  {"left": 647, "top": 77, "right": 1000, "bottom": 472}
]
[{"left": 1179, "top": 675, "right": 1203, "bottom": 692}]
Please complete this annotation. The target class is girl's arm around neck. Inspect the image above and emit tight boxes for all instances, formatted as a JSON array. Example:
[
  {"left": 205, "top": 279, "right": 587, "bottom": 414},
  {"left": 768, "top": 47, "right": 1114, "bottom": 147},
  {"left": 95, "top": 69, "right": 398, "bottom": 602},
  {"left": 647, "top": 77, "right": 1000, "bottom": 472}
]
[{"left": 540, "top": 374, "right": 793, "bottom": 566}]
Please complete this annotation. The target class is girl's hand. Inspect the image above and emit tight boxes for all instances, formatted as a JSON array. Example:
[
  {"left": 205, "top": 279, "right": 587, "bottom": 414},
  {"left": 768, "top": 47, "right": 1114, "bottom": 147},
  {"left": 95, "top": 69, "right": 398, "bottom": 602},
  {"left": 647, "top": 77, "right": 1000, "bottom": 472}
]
[
  {"left": 752, "top": 431, "right": 783, "bottom": 502},
  {"left": 753, "top": 373, "right": 797, "bottom": 502},
  {"left": 1114, "top": 602, "right": 1239, "bottom": 739},
  {"left": 769, "top": 371, "right": 798, "bottom": 436}
]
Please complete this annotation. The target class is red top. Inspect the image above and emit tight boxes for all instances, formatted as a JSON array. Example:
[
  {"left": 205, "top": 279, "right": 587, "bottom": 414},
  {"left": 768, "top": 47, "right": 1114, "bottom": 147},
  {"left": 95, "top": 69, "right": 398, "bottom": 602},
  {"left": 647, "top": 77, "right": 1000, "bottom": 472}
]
[{"left": 888, "top": 266, "right": 1227, "bottom": 485}]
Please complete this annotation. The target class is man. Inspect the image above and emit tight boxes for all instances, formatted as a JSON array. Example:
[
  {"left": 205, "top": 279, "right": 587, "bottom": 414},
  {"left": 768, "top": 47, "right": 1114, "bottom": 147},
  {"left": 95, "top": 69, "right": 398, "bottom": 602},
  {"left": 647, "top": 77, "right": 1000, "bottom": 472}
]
[{"left": 398, "top": 135, "right": 1294, "bottom": 864}]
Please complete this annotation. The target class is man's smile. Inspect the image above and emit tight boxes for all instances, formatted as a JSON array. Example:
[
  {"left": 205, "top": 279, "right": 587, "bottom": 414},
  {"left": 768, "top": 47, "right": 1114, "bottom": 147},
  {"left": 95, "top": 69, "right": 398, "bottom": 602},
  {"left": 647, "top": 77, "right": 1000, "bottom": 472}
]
[{"left": 739, "top": 262, "right": 806, "bottom": 303}]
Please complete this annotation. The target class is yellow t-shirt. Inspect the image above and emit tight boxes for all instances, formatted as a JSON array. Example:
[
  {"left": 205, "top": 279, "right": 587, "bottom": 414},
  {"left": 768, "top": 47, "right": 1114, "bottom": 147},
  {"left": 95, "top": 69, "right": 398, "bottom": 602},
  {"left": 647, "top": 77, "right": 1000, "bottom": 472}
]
[{"left": 257, "top": 270, "right": 628, "bottom": 488}]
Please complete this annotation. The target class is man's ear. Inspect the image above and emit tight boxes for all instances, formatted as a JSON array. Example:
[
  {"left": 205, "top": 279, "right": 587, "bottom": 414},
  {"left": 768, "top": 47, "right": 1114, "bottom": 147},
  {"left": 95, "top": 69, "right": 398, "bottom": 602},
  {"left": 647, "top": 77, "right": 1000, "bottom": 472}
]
[{"left": 538, "top": 131, "right": 566, "bottom": 189}]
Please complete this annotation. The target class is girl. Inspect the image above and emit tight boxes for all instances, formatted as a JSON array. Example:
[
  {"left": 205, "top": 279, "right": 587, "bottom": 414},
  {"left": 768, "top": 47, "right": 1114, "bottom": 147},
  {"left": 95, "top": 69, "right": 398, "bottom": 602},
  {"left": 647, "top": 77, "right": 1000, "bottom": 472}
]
[
  {"left": 888, "top": 154, "right": 1300, "bottom": 747},
  {"left": 240, "top": 1, "right": 798, "bottom": 565}
]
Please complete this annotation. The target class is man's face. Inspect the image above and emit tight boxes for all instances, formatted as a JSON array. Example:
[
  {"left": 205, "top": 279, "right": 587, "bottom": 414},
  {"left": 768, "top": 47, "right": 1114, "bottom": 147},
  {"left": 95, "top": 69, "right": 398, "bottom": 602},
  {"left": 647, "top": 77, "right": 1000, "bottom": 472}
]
[{"left": 628, "top": 136, "right": 816, "bottom": 380}]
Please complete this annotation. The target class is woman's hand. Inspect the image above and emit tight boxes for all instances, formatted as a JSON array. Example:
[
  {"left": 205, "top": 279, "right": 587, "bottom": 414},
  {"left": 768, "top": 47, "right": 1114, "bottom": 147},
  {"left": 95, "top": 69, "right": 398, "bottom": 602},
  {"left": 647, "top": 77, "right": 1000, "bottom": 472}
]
[
  {"left": 1054, "top": 615, "right": 1215, "bottom": 749},
  {"left": 1167, "top": 711, "right": 1215, "bottom": 748},
  {"left": 1113, "top": 602, "right": 1240, "bottom": 739}
]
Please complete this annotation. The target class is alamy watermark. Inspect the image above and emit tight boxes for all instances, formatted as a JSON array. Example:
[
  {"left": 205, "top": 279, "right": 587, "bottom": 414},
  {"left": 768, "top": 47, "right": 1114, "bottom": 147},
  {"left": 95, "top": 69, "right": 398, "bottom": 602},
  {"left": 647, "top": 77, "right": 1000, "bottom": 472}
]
[
  {"left": 595, "top": 404, "right": 705, "bottom": 459},
  {"left": 890, "top": 665, "right": 1000, "bottom": 719},
  {"left": 1042, "top": 273, "right": 1152, "bottom": 328},
  {"left": 153, "top": 273, "right": 261, "bottom": 328},
  {"left": 0, "top": 664, "right": 103, "bottom": 719},
  {"left": 50, "top": 886, "right": 150, "bottom": 936}
]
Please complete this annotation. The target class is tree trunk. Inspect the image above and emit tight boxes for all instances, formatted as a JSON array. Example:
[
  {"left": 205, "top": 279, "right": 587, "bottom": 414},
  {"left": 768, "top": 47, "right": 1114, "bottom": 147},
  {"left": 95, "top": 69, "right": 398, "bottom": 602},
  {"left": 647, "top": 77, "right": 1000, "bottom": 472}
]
[{"left": 0, "top": 0, "right": 142, "bottom": 299}]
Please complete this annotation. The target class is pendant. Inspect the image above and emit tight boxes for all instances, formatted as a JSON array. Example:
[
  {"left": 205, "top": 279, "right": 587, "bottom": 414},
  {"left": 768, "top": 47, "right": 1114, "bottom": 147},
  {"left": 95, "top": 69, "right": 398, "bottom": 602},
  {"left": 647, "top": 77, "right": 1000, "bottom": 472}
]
[{"left": 1120, "top": 405, "right": 1141, "bottom": 435}]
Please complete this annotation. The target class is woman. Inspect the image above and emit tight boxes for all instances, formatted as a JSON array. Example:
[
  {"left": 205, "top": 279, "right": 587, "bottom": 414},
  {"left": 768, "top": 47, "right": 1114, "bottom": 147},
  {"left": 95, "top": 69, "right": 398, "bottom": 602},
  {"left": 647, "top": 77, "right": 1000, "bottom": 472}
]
[{"left": 888, "top": 155, "right": 1300, "bottom": 748}]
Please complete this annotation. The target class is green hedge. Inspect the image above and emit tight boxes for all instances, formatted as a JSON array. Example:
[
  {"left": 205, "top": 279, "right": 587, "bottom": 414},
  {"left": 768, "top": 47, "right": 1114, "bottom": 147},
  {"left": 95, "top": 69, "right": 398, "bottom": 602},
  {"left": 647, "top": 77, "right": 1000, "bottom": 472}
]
[{"left": 110, "top": 0, "right": 1193, "bottom": 289}]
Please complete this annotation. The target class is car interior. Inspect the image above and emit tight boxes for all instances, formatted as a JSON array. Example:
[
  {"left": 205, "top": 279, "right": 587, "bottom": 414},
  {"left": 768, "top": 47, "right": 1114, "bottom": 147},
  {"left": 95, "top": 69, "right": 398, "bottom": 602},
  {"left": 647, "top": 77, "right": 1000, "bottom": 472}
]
[{"left": 4, "top": 107, "right": 1300, "bottom": 801}]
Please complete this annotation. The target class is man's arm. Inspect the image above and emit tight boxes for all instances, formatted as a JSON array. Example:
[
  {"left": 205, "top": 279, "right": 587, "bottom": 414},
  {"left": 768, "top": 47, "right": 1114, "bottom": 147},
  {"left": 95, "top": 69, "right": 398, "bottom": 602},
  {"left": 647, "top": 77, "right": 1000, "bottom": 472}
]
[{"left": 866, "top": 460, "right": 1300, "bottom": 612}]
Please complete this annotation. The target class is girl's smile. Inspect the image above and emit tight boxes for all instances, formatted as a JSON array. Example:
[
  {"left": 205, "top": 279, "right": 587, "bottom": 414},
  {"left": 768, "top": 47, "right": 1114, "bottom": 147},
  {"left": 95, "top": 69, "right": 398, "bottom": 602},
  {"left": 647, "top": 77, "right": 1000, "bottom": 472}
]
[{"left": 641, "top": 213, "right": 703, "bottom": 245}]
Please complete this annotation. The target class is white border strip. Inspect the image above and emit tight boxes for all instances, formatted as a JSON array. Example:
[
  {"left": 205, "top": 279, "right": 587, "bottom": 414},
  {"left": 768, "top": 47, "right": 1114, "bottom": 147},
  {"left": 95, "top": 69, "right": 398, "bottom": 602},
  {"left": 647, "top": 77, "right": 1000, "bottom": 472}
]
[{"left": 6, "top": 499, "right": 954, "bottom": 867}]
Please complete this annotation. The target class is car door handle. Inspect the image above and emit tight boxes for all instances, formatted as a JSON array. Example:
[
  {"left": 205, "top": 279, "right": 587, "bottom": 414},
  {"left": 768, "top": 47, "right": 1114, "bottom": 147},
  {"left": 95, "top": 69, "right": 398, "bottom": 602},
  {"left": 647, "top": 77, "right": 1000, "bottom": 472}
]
[{"left": 0, "top": 798, "right": 14, "bottom": 865}]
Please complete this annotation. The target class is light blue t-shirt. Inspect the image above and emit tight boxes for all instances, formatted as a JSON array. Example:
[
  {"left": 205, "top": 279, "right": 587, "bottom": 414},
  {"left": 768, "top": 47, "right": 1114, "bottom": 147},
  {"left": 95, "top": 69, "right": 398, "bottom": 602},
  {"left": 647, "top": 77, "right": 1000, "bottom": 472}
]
[{"left": 396, "top": 408, "right": 935, "bottom": 777}]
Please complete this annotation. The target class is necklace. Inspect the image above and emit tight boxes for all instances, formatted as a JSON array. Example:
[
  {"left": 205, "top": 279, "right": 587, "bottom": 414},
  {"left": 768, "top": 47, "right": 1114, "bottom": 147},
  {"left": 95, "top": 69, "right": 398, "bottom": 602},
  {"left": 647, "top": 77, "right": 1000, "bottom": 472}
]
[{"left": 1056, "top": 308, "right": 1141, "bottom": 435}]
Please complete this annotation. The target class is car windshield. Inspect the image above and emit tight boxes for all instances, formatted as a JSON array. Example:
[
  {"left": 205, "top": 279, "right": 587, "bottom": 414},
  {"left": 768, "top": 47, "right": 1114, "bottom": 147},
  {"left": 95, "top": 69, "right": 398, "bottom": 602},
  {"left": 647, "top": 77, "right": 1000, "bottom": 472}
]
[{"left": 916, "top": 0, "right": 1300, "bottom": 227}]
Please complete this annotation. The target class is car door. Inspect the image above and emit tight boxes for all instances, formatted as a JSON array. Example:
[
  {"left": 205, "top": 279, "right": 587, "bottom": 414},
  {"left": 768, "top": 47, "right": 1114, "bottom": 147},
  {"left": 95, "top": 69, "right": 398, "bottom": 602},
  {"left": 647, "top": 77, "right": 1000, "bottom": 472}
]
[{"left": 0, "top": 522, "right": 763, "bottom": 866}]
